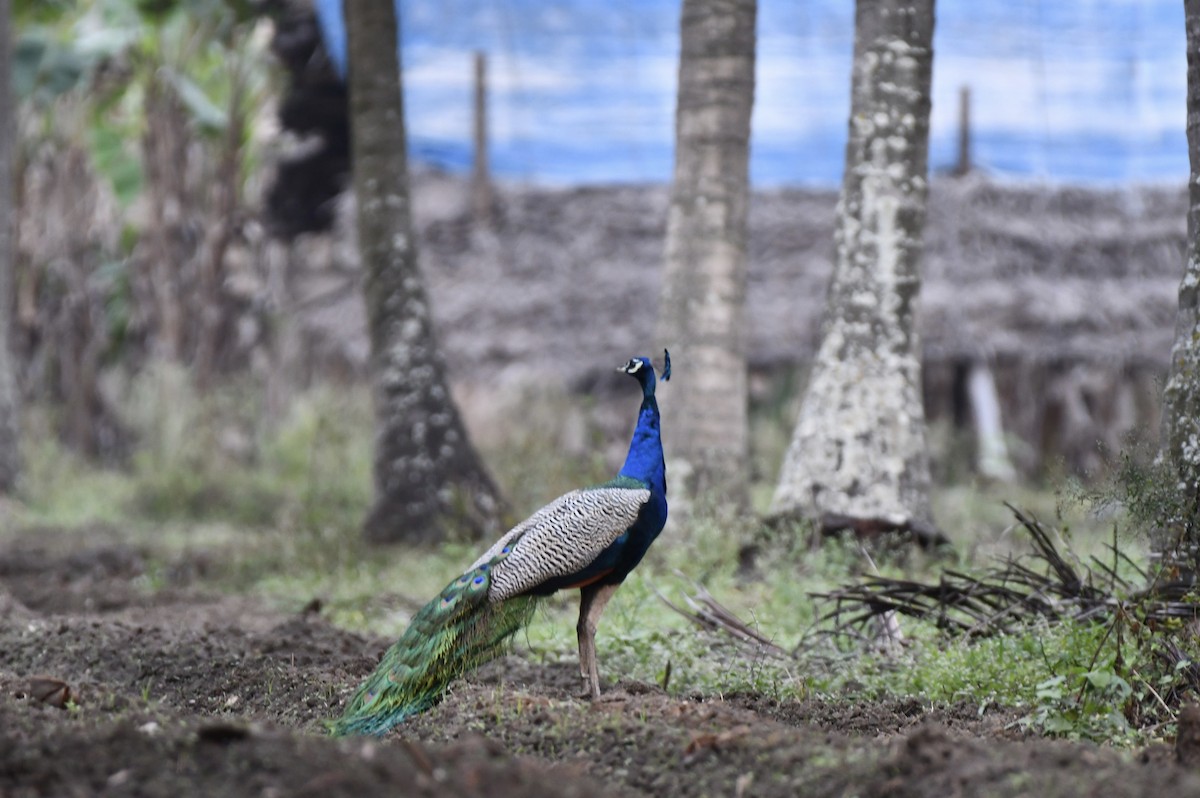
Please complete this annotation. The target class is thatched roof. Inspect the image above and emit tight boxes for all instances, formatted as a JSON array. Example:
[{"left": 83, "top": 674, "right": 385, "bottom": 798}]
[
  {"left": 295, "top": 173, "right": 1187, "bottom": 386},
  {"left": 918, "top": 179, "right": 1184, "bottom": 367}
]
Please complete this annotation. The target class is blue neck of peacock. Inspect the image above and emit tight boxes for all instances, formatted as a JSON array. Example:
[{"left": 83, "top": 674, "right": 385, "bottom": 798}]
[{"left": 618, "top": 394, "right": 666, "bottom": 495}]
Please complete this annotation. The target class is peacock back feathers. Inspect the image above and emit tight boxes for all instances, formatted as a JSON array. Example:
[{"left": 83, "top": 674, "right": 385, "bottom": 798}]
[{"left": 472, "top": 480, "right": 650, "bottom": 600}]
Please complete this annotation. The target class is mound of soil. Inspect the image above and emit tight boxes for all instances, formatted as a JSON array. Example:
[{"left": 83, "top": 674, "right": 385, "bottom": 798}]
[{"left": 4, "top": 536, "right": 1200, "bottom": 797}]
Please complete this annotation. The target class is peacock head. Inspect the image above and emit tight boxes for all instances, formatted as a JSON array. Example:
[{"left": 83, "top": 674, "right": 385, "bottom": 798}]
[{"left": 618, "top": 349, "right": 671, "bottom": 394}]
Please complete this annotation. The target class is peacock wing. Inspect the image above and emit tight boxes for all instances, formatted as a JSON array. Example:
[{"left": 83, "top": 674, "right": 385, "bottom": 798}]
[{"left": 473, "top": 486, "right": 650, "bottom": 602}]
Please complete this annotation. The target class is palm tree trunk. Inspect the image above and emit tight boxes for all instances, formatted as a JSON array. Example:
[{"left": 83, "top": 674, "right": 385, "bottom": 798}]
[
  {"left": 1160, "top": 0, "right": 1200, "bottom": 561},
  {"left": 0, "top": 0, "right": 21, "bottom": 492},
  {"left": 772, "top": 0, "right": 936, "bottom": 530},
  {"left": 345, "top": 0, "right": 505, "bottom": 543},
  {"left": 657, "top": 0, "right": 756, "bottom": 511}
]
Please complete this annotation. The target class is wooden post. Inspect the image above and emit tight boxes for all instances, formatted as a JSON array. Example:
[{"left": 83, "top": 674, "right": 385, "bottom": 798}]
[
  {"left": 472, "top": 51, "right": 493, "bottom": 227},
  {"left": 954, "top": 84, "right": 971, "bottom": 176},
  {"left": 967, "top": 360, "right": 1017, "bottom": 482}
]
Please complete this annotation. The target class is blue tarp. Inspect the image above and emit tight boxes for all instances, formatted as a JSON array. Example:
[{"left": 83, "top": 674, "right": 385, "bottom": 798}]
[{"left": 314, "top": 0, "right": 1187, "bottom": 186}]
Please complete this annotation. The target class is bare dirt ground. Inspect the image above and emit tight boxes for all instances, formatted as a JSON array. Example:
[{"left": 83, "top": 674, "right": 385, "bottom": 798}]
[{"left": 4, "top": 532, "right": 1200, "bottom": 797}]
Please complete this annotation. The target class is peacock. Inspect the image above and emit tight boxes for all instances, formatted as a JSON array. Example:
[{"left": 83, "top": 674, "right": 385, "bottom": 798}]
[{"left": 330, "top": 352, "right": 670, "bottom": 737}]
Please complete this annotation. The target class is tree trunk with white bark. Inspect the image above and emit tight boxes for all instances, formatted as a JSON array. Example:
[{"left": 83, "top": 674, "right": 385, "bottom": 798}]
[
  {"left": 1160, "top": 0, "right": 1200, "bottom": 559},
  {"left": 772, "top": 0, "right": 936, "bottom": 531}
]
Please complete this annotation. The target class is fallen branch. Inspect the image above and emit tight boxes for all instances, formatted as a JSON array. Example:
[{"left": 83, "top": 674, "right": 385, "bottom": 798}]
[{"left": 655, "top": 575, "right": 789, "bottom": 657}]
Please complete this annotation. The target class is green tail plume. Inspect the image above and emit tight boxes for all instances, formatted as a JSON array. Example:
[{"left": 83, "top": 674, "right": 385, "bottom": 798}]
[{"left": 330, "top": 567, "right": 539, "bottom": 737}]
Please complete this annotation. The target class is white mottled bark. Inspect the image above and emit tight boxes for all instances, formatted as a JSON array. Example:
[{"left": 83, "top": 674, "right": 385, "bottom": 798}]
[
  {"left": 0, "top": 0, "right": 20, "bottom": 492},
  {"left": 772, "top": 0, "right": 935, "bottom": 528},
  {"left": 657, "top": 0, "right": 756, "bottom": 510},
  {"left": 1161, "top": 0, "right": 1200, "bottom": 551},
  {"left": 346, "top": 0, "right": 504, "bottom": 543}
]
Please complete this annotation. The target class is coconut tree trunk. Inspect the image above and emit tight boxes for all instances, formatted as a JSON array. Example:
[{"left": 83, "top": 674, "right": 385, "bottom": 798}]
[
  {"left": 1161, "top": 0, "right": 1200, "bottom": 557},
  {"left": 345, "top": 0, "right": 505, "bottom": 543},
  {"left": 0, "top": 0, "right": 20, "bottom": 492},
  {"left": 141, "top": 76, "right": 189, "bottom": 363},
  {"left": 657, "top": 0, "right": 756, "bottom": 511},
  {"left": 771, "top": 0, "right": 936, "bottom": 531},
  {"left": 194, "top": 53, "right": 248, "bottom": 389}
]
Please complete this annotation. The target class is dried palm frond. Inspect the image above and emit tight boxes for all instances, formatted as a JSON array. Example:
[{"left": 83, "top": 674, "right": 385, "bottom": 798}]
[{"left": 812, "top": 504, "right": 1200, "bottom": 640}]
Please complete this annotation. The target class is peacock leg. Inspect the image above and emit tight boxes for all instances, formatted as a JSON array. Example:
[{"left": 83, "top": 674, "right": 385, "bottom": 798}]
[{"left": 576, "top": 582, "right": 620, "bottom": 700}]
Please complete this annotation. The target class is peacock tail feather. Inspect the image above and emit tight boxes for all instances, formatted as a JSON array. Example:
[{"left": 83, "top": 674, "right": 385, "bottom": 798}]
[{"left": 329, "top": 542, "right": 539, "bottom": 737}]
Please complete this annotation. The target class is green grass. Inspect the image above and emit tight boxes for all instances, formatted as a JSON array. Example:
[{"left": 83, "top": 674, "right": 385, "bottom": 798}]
[{"left": 4, "top": 376, "right": 1179, "bottom": 746}]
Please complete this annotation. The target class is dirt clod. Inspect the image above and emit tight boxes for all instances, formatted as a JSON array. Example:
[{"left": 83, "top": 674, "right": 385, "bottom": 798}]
[
  {"left": 26, "top": 676, "right": 71, "bottom": 708},
  {"left": 1177, "top": 703, "right": 1200, "bottom": 766}
]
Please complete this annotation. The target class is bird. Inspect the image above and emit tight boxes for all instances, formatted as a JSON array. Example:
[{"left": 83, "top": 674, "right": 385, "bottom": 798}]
[{"left": 330, "top": 351, "right": 670, "bottom": 737}]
